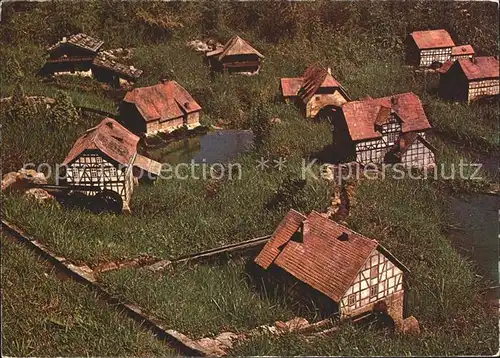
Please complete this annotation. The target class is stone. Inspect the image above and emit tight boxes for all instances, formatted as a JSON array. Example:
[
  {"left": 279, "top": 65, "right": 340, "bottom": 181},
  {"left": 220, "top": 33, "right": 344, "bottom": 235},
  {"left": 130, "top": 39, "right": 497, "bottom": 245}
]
[
  {"left": 196, "top": 338, "right": 226, "bottom": 357},
  {"left": 270, "top": 117, "right": 281, "bottom": 124},
  {"left": 399, "top": 316, "right": 421, "bottom": 336},
  {"left": 147, "top": 259, "right": 173, "bottom": 272},
  {"left": 2, "top": 169, "right": 47, "bottom": 192},
  {"left": 274, "top": 320, "right": 287, "bottom": 330},
  {"left": 283, "top": 317, "right": 309, "bottom": 332},
  {"left": 24, "top": 188, "right": 54, "bottom": 203},
  {"left": 187, "top": 39, "right": 210, "bottom": 52},
  {"left": 215, "top": 331, "right": 240, "bottom": 349}
]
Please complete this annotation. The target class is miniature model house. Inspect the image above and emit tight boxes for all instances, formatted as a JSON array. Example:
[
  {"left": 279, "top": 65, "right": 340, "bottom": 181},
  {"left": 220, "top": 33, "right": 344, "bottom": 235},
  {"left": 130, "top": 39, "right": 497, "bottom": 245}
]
[
  {"left": 437, "top": 56, "right": 499, "bottom": 103},
  {"left": 332, "top": 92, "right": 435, "bottom": 168},
  {"left": 406, "top": 29, "right": 455, "bottom": 67},
  {"left": 92, "top": 52, "right": 143, "bottom": 88},
  {"left": 205, "top": 35, "right": 264, "bottom": 74},
  {"left": 280, "top": 63, "right": 351, "bottom": 119},
  {"left": 62, "top": 118, "right": 161, "bottom": 212},
  {"left": 41, "top": 34, "right": 143, "bottom": 88},
  {"left": 255, "top": 210, "right": 409, "bottom": 321},
  {"left": 42, "top": 33, "right": 104, "bottom": 76},
  {"left": 120, "top": 80, "right": 202, "bottom": 136},
  {"left": 450, "top": 45, "right": 475, "bottom": 62}
]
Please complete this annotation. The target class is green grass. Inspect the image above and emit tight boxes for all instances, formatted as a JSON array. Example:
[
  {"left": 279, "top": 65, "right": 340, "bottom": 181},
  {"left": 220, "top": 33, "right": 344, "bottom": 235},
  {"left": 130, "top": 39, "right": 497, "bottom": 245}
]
[
  {"left": 1, "top": 236, "right": 177, "bottom": 356},
  {"left": 232, "top": 176, "right": 498, "bottom": 356},
  {"left": 100, "top": 258, "right": 296, "bottom": 338},
  {"left": 2, "top": 155, "right": 332, "bottom": 264},
  {"left": 1, "top": 1, "right": 498, "bottom": 355},
  {"left": 232, "top": 317, "right": 498, "bottom": 356},
  {"left": 424, "top": 96, "right": 499, "bottom": 152}
]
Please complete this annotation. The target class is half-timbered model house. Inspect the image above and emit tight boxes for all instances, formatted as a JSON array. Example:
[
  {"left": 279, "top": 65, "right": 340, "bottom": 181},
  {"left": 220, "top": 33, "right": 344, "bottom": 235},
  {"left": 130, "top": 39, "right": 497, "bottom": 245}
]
[
  {"left": 41, "top": 33, "right": 104, "bottom": 76},
  {"left": 61, "top": 118, "right": 161, "bottom": 212},
  {"left": 205, "top": 35, "right": 264, "bottom": 74},
  {"left": 450, "top": 45, "right": 475, "bottom": 62},
  {"left": 437, "top": 56, "right": 499, "bottom": 103},
  {"left": 120, "top": 80, "right": 202, "bottom": 136},
  {"left": 332, "top": 92, "right": 435, "bottom": 168},
  {"left": 406, "top": 29, "right": 455, "bottom": 67},
  {"left": 254, "top": 210, "right": 409, "bottom": 322},
  {"left": 91, "top": 52, "right": 143, "bottom": 88},
  {"left": 280, "top": 63, "right": 351, "bottom": 120}
]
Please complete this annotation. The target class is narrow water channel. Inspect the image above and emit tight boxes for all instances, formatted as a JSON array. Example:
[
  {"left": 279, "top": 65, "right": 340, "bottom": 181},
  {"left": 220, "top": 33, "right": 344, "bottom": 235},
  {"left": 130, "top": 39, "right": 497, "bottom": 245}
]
[{"left": 447, "top": 194, "right": 499, "bottom": 284}]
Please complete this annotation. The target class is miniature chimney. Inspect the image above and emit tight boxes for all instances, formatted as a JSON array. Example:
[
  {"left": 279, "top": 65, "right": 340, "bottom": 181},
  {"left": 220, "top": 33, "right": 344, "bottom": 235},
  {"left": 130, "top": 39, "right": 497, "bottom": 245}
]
[
  {"left": 62, "top": 36, "right": 67, "bottom": 43},
  {"left": 327, "top": 67, "right": 332, "bottom": 75},
  {"left": 391, "top": 97, "right": 398, "bottom": 106},
  {"left": 161, "top": 78, "right": 169, "bottom": 84},
  {"left": 302, "top": 219, "right": 310, "bottom": 241}
]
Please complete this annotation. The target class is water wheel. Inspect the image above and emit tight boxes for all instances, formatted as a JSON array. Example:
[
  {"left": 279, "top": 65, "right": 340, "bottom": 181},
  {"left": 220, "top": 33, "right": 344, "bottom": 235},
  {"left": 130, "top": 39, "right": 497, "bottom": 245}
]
[{"left": 92, "top": 189, "right": 123, "bottom": 214}]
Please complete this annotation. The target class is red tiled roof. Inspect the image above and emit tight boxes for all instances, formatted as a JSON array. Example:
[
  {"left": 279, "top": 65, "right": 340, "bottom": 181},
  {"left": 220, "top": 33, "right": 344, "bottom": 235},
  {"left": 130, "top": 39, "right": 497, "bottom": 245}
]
[
  {"left": 297, "top": 63, "right": 343, "bottom": 103},
  {"left": 341, "top": 92, "right": 432, "bottom": 141},
  {"left": 458, "top": 57, "right": 499, "bottom": 80},
  {"left": 255, "top": 209, "right": 306, "bottom": 269},
  {"left": 411, "top": 29, "right": 455, "bottom": 49},
  {"left": 255, "top": 210, "right": 380, "bottom": 302},
  {"left": 123, "top": 81, "right": 202, "bottom": 122},
  {"left": 437, "top": 57, "right": 499, "bottom": 80},
  {"left": 62, "top": 118, "right": 139, "bottom": 166},
  {"left": 452, "top": 44, "right": 475, "bottom": 56},
  {"left": 436, "top": 59, "right": 454, "bottom": 74},
  {"left": 217, "top": 35, "right": 264, "bottom": 59},
  {"left": 280, "top": 77, "right": 304, "bottom": 97}
]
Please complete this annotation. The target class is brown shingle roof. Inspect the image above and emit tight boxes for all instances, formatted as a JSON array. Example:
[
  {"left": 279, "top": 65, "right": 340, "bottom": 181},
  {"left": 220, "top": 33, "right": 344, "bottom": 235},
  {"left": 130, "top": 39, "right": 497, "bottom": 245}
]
[
  {"left": 93, "top": 53, "right": 143, "bottom": 80},
  {"left": 217, "top": 35, "right": 264, "bottom": 59},
  {"left": 255, "top": 211, "right": 380, "bottom": 302},
  {"left": 123, "top": 81, "right": 202, "bottom": 122},
  {"left": 62, "top": 118, "right": 139, "bottom": 166},
  {"left": 297, "top": 63, "right": 344, "bottom": 103},
  {"left": 48, "top": 33, "right": 104, "bottom": 54},
  {"left": 451, "top": 44, "right": 475, "bottom": 56},
  {"left": 341, "top": 92, "right": 432, "bottom": 141},
  {"left": 411, "top": 29, "right": 455, "bottom": 49}
]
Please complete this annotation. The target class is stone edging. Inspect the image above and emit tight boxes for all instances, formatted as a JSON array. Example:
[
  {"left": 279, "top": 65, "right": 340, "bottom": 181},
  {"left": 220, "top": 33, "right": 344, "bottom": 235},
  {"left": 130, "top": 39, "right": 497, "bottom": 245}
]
[{"left": 1, "top": 219, "right": 212, "bottom": 357}]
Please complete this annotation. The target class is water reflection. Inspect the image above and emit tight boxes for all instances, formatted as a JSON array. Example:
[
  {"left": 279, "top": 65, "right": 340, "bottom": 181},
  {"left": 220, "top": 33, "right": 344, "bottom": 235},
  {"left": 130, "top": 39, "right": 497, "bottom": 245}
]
[{"left": 146, "top": 130, "right": 254, "bottom": 165}]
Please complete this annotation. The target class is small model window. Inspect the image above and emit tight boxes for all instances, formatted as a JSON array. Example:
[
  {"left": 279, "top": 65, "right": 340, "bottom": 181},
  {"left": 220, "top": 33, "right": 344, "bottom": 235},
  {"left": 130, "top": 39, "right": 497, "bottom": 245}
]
[
  {"left": 370, "top": 265, "right": 379, "bottom": 278},
  {"left": 370, "top": 285, "right": 378, "bottom": 297},
  {"left": 348, "top": 293, "right": 355, "bottom": 306}
]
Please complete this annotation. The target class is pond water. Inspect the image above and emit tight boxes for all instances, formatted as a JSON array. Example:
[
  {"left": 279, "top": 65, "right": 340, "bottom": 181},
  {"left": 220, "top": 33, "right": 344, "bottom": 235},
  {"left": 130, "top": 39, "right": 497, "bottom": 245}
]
[
  {"left": 448, "top": 193, "right": 499, "bottom": 284},
  {"left": 145, "top": 129, "right": 255, "bottom": 165}
]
